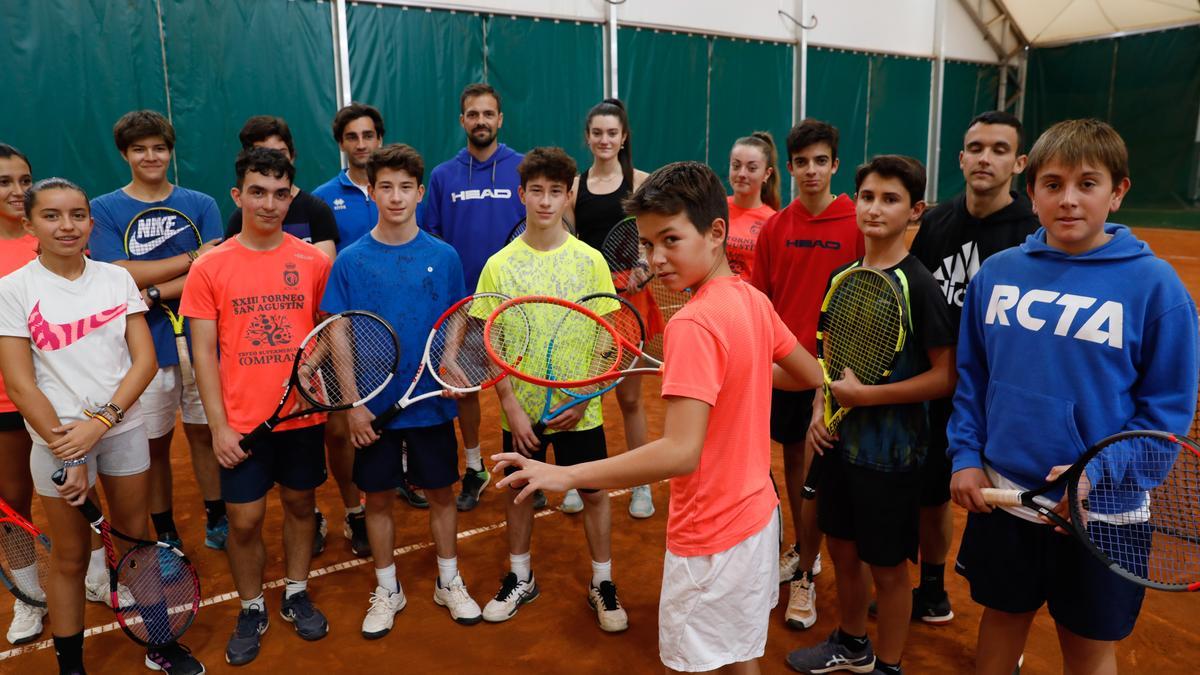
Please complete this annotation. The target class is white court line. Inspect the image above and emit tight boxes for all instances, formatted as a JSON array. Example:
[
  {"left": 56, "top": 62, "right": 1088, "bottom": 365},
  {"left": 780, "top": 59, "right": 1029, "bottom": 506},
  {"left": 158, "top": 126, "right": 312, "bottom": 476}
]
[{"left": 0, "top": 487, "right": 634, "bottom": 661}]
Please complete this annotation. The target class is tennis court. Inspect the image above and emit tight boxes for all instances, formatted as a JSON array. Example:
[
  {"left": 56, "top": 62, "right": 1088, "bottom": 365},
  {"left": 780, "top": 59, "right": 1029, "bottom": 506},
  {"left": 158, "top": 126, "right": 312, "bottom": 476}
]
[{"left": 0, "top": 226, "right": 1196, "bottom": 673}]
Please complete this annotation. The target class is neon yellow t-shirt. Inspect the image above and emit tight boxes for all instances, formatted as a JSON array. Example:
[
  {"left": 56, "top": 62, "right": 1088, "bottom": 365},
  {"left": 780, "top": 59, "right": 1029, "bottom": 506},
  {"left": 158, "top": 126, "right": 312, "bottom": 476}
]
[{"left": 474, "top": 234, "right": 616, "bottom": 433}]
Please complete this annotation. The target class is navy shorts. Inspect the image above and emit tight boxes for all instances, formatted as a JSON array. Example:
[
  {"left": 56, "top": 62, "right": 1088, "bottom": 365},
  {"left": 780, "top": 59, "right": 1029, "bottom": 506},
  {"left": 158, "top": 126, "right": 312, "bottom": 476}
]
[
  {"left": 918, "top": 401, "right": 952, "bottom": 506},
  {"left": 0, "top": 411, "right": 24, "bottom": 433},
  {"left": 221, "top": 424, "right": 327, "bottom": 504},
  {"left": 353, "top": 421, "right": 459, "bottom": 492},
  {"left": 770, "top": 389, "right": 814, "bottom": 445},
  {"left": 955, "top": 508, "right": 1147, "bottom": 641},
  {"left": 816, "top": 455, "right": 919, "bottom": 567},
  {"left": 502, "top": 425, "right": 607, "bottom": 494}
]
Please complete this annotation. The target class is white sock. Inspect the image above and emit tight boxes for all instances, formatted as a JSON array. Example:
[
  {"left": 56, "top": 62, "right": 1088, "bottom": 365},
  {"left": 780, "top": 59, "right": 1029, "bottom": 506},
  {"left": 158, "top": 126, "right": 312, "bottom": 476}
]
[
  {"left": 241, "top": 594, "right": 265, "bottom": 612},
  {"left": 375, "top": 564, "right": 399, "bottom": 594},
  {"left": 11, "top": 564, "right": 44, "bottom": 600},
  {"left": 591, "top": 559, "right": 612, "bottom": 586},
  {"left": 345, "top": 504, "right": 364, "bottom": 516},
  {"left": 509, "top": 552, "right": 531, "bottom": 581},
  {"left": 464, "top": 446, "right": 482, "bottom": 471},
  {"left": 284, "top": 578, "right": 307, "bottom": 599},
  {"left": 86, "top": 548, "right": 105, "bottom": 581},
  {"left": 437, "top": 556, "right": 458, "bottom": 586}
]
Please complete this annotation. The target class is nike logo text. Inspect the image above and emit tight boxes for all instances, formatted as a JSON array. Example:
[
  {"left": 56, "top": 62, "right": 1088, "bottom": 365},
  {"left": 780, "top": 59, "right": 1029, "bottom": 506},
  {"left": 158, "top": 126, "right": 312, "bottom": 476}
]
[
  {"left": 28, "top": 301, "right": 128, "bottom": 351},
  {"left": 129, "top": 214, "right": 191, "bottom": 255}
]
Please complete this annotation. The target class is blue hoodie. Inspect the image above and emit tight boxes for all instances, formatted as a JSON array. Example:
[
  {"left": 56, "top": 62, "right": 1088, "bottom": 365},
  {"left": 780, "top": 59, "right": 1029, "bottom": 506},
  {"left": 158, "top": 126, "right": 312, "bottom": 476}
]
[
  {"left": 948, "top": 224, "right": 1198, "bottom": 502},
  {"left": 419, "top": 144, "right": 525, "bottom": 291}
]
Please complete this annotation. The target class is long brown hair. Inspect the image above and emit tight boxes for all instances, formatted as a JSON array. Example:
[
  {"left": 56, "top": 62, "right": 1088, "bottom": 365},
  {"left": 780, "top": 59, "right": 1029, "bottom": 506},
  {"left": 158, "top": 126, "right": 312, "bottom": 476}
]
[
  {"left": 733, "top": 131, "right": 780, "bottom": 210},
  {"left": 585, "top": 98, "right": 634, "bottom": 186}
]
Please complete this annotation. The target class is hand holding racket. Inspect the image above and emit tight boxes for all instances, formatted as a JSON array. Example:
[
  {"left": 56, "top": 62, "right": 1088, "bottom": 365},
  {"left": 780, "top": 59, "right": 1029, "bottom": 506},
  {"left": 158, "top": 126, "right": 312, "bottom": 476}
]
[
  {"left": 50, "top": 469, "right": 201, "bottom": 645},
  {"left": 0, "top": 498, "right": 51, "bottom": 609},
  {"left": 238, "top": 311, "right": 400, "bottom": 452},
  {"left": 977, "top": 430, "right": 1200, "bottom": 591},
  {"left": 600, "top": 217, "right": 652, "bottom": 293},
  {"left": 816, "top": 266, "right": 906, "bottom": 435}
]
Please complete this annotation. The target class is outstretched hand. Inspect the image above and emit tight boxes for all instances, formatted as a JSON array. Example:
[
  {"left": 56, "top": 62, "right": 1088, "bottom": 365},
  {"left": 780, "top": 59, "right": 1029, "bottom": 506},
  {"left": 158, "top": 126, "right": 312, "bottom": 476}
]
[{"left": 491, "top": 452, "right": 574, "bottom": 503}]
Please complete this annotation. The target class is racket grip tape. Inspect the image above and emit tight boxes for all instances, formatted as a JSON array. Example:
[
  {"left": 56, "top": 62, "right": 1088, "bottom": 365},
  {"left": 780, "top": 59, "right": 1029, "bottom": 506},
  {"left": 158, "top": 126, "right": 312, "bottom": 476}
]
[
  {"left": 979, "top": 488, "right": 1023, "bottom": 507},
  {"left": 238, "top": 423, "right": 273, "bottom": 451},
  {"left": 531, "top": 421, "right": 547, "bottom": 436},
  {"left": 370, "top": 406, "right": 401, "bottom": 433},
  {"left": 49, "top": 469, "right": 106, "bottom": 525}
]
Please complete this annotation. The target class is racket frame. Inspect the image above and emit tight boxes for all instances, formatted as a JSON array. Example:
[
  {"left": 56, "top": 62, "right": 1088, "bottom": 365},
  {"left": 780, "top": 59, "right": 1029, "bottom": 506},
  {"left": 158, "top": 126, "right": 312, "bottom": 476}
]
[{"left": 0, "top": 499, "right": 51, "bottom": 607}]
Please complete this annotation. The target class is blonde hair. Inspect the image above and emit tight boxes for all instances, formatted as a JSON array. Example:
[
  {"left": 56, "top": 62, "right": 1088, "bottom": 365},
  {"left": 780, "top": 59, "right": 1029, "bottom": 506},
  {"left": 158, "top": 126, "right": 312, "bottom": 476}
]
[{"left": 1026, "top": 118, "right": 1128, "bottom": 188}]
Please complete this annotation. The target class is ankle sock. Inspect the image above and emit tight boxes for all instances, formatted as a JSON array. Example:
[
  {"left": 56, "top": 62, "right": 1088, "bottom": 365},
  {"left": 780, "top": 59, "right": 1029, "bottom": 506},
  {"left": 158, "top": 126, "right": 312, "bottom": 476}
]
[
  {"left": 204, "top": 500, "right": 226, "bottom": 528},
  {"left": 509, "top": 552, "right": 531, "bottom": 581},
  {"left": 836, "top": 628, "right": 870, "bottom": 652}
]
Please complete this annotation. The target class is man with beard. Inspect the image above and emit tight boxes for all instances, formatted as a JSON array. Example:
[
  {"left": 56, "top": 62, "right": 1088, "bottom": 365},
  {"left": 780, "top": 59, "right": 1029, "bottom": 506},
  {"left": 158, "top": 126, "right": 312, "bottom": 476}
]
[{"left": 420, "top": 83, "right": 530, "bottom": 513}]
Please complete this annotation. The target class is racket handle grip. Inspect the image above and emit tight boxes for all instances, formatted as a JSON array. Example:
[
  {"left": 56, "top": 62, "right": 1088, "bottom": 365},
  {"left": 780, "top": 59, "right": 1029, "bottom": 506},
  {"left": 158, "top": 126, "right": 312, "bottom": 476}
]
[
  {"left": 49, "top": 469, "right": 105, "bottom": 525},
  {"left": 531, "top": 421, "right": 547, "bottom": 436},
  {"left": 371, "top": 406, "right": 401, "bottom": 433},
  {"left": 239, "top": 423, "right": 272, "bottom": 451},
  {"left": 979, "top": 488, "right": 1022, "bottom": 507}
]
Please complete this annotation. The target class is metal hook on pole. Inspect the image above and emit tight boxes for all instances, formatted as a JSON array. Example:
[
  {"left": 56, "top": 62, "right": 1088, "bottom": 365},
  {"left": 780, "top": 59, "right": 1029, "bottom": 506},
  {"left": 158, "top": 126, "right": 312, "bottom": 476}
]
[{"left": 778, "top": 9, "right": 817, "bottom": 30}]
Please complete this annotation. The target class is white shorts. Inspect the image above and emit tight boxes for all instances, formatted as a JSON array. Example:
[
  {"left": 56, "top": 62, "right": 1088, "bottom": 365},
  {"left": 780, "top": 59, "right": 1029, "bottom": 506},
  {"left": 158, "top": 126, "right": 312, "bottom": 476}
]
[
  {"left": 659, "top": 512, "right": 780, "bottom": 672},
  {"left": 31, "top": 425, "right": 150, "bottom": 497},
  {"left": 140, "top": 366, "right": 207, "bottom": 438}
]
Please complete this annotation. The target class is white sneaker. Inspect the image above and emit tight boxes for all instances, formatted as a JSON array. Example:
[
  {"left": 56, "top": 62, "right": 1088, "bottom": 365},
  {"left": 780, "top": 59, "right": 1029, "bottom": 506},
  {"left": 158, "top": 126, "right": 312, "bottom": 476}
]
[
  {"left": 361, "top": 585, "right": 406, "bottom": 639},
  {"left": 433, "top": 574, "right": 483, "bottom": 625},
  {"left": 85, "top": 575, "right": 135, "bottom": 609},
  {"left": 587, "top": 581, "right": 629, "bottom": 632},
  {"left": 628, "top": 485, "right": 655, "bottom": 519},
  {"left": 482, "top": 572, "right": 539, "bottom": 623},
  {"left": 813, "top": 552, "right": 822, "bottom": 577},
  {"left": 560, "top": 489, "right": 583, "bottom": 514},
  {"left": 779, "top": 547, "right": 821, "bottom": 584},
  {"left": 7, "top": 599, "right": 46, "bottom": 645},
  {"left": 785, "top": 575, "right": 817, "bottom": 629}
]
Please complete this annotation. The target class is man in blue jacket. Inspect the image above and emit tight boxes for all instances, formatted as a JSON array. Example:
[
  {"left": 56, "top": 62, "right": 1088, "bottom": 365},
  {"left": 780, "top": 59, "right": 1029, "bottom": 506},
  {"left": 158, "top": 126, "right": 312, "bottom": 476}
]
[{"left": 421, "top": 83, "right": 532, "bottom": 512}]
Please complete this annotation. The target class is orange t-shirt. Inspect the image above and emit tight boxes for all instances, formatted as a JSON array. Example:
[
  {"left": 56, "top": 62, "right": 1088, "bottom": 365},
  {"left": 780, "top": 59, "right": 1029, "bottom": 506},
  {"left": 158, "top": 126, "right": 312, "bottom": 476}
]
[
  {"left": 0, "top": 235, "right": 39, "bottom": 413},
  {"left": 725, "top": 197, "right": 775, "bottom": 281},
  {"left": 179, "top": 235, "right": 331, "bottom": 434},
  {"left": 660, "top": 275, "right": 797, "bottom": 556}
]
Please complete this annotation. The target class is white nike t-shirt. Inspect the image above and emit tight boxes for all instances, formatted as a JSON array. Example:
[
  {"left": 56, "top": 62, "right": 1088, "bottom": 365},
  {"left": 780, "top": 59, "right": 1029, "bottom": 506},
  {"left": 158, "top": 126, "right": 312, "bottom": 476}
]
[{"left": 0, "top": 258, "right": 147, "bottom": 443}]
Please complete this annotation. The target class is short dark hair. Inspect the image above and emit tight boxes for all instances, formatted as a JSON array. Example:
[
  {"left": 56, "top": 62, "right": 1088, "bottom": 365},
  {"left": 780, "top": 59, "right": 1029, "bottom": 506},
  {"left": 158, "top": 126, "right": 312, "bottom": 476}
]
[
  {"left": 966, "top": 110, "right": 1024, "bottom": 151},
  {"left": 113, "top": 110, "right": 175, "bottom": 153},
  {"left": 367, "top": 144, "right": 424, "bottom": 186},
  {"left": 854, "top": 155, "right": 926, "bottom": 205},
  {"left": 1026, "top": 118, "right": 1129, "bottom": 188},
  {"left": 460, "top": 83, "right": 501, "bottom": 114},
  {"left": 786, "top": 118, "right": 839, "bottom": 162},
  {"left": 517, "top": 147, "right": 576, "bottom": 189},
  {"left": 0, "top": 144, "right": 31, "bottom": 172},
  {"left": 24, "top": 177, "right": 88, "bottom": 219},
  {"left": 332, "top": 103, "right": 384, "bottom": 143},
  {"left": 623, "top": 161, "right": 729, "bottom": 236},
  {"left": 239, "top": 115, "right": 295, "bottom": 157},
  {"left": 235, "top": 147, "right": 295, "bottom": 189}
]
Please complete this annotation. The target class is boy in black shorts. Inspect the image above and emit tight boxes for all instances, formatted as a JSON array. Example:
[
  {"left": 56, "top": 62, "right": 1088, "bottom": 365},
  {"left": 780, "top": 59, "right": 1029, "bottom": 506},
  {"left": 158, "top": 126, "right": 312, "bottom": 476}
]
[{"left": 787, "top": 156, "right": 957, "bottom": 675}]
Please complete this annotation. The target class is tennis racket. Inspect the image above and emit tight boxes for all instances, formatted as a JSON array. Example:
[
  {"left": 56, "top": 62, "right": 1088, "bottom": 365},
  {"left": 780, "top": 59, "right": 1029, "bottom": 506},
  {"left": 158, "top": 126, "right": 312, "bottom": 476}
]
[
  {"left": 239, "top": 310, "right": 400, "bottom": 450},
  {"left": 50, "top": 469, "right": 200, "bottom": 646},
  {"left": 370, "top": 293, "right": 527, "bottom": 431},
  {"left": 0, "top": 498, "right": 51, "bottom": 608},
  {"left": 816, "top": 266, "right": 906, "bottom": 435},
  {"left": 530, "top": 293, "right": 649, "bottom": 434},
  {"left": 485, "top": 295, "right": 661, "bottom": 390},
  {"left": 981, "top": 430, "right": 1200, "bottom": 592},
  {"left": 600, "top": 217, "right": 652, "bottom": 294},
  {"left": 123, "top": 206, "right": 204, "bottom": 384}
]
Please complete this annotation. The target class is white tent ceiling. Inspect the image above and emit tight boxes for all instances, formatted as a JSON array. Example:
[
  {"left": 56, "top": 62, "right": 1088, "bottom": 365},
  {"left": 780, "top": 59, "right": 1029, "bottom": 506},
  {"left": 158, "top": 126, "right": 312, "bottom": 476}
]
[{"left": 1001, "top": 0, "right": 1200, "bottom": 45}]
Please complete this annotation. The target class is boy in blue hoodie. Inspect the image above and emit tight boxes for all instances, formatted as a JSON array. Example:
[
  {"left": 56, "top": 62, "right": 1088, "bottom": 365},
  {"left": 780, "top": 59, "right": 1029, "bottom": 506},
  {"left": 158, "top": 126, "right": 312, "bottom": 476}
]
[
  {"left": 948, "top": 118, "right": 1198, "bottom": 675},
  {"left": 421, "top": 83, "right": 530, "bottom": 513}
]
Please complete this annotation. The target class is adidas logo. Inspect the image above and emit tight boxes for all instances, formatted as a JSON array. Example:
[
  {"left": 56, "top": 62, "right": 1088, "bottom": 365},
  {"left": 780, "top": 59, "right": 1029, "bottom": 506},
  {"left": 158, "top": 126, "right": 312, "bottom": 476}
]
[{"left": 933, "top": 241, "right": 980, "bottom": 308}]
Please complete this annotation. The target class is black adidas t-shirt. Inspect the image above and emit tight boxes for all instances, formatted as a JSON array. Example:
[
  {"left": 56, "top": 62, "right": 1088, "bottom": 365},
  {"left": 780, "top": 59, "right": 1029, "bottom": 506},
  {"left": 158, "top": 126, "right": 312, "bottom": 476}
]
[{"left": 225, "top": 189, "right": 340, "bottom": 246}]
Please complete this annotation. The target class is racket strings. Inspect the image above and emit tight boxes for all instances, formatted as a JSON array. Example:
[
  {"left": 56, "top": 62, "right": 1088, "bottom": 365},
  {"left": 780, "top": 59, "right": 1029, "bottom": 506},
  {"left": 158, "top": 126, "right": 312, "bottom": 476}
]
[
  {"left": 300, "top": 314, "right": 397, "bottom": 408},
  {"left": 429, "top": 305, "right": 504, "bottom": 389},
  {"left": 642, "top": 277, "right": 690, "bottom": 361},
  {"left": 821, "top": 273, "right": 904, "bottom": 383},
  {"left": 545, "top": 305, "right": 622, "bottom": 392},
  {"left": 117, "top": 546, "right": 197, "bottom": 645},
  {"left": 0, "top": 521, "right": 50, "bottom": 602},
  {"left": 484, "top": 302, "right": 533, "bottom": 371},
  {"left": 1079, "top": 435, "right": 1200, "bottom": 587},
  {"left": 601, "top": 219, "right": 649, "bottom": 292},
  {"left": 558, "top": 297, "right": 643, "bottom": 396}
]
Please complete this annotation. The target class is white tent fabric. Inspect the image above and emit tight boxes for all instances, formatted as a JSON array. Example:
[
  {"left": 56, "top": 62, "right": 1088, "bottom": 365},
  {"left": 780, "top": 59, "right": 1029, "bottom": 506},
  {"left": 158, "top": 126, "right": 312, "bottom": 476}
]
[{"left": 1003, "top": 0, "right": 1200, "bottom": 45}]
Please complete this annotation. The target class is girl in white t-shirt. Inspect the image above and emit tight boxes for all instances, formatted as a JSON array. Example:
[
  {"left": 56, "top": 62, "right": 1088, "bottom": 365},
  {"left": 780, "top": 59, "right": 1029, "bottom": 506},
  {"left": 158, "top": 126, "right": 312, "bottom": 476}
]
[{"left": 0, "top": 178, "right": 165, "bottom": 674}]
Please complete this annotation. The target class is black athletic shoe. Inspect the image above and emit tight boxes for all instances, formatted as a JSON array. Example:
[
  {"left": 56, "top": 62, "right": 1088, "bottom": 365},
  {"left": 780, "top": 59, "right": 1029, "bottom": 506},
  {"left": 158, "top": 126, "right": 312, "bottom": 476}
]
[
  {"left": 311, "top": 510, "right": 327, "bottom": 557},
  {"left": 145, "top": 641, "right": 204, "bottom": 674},
  {"left": 456, "top": 468, "right": 490, "bottom": 512},
  {"left": 397, "top": 482, "right": 429, "bottom": 509},
  {"left": 532, "top": 489, "right": 547, "bottom": 510},
  {"left": 344, "top": 511, "right": 370, "bottom": 557},
  {"left": 867, "top": 589, "right": 954, "bottom": 624}
]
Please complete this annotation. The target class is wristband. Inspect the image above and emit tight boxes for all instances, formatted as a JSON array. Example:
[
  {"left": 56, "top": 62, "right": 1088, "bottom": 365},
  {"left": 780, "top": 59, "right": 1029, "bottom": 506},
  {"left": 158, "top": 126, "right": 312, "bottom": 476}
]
[
  {"left": 62, "top": 456, "right": 88, "bottom": 468},
  {"left": 186, "top": 249, "right": 199, "bottom": 264},
  {"left": 103, "top": 401, "right": 125, "bottom": 423}
]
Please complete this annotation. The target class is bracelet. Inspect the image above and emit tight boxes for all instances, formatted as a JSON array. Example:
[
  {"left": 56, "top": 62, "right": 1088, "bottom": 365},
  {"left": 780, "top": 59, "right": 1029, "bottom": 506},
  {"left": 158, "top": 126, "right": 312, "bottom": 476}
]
[
  {"left": 62, "top": 456, "right": 88, "bottom": 468},
  {"left": 83, "top": 408, "right": 114, "bottom": 428},
  {"left": 103, "top": 401, "right": 125, "bottom": 423},
  {"left": 186, "top": 249, "right": 199, "bottom": 264}
]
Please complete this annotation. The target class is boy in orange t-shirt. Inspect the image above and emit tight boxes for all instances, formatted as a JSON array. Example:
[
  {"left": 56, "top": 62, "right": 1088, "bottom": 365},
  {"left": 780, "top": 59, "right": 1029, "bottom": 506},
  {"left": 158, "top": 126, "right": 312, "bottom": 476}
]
[
  {"left": 492, "top": 162, "right": 823, "bottom": 673},
  {"left": 181, "top": 148, "right": 333, "bottom": 666}
]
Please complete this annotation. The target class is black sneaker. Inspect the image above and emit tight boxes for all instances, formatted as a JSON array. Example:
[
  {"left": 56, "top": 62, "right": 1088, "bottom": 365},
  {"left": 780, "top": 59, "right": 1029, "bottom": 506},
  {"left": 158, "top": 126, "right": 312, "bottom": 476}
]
[
  {"left": 532, "top": 489, "right": 547, "bottom": 510},
  {"left": 280, "top": 591, "right": 329, "bottom": 641},
  {"left": 344, "top": 511, "right": 370, "bottom": 557},
  {"left": 397, "top": 482, "right": 429, "bottom": 509},
  {"left": 456, "top": 467, "right": 491, "bottom": 512},
  {"left": 911, "top": 589, "right": 954, "bottom": 624},
  {"left": 312, "top": 510, "right": 327, "bottom": 557},
  {"left": 225, "top": 607, "right": 268, "bottom": 666},
  {"left": 145, "top": 641, "right": 204, "bottom": 674}
]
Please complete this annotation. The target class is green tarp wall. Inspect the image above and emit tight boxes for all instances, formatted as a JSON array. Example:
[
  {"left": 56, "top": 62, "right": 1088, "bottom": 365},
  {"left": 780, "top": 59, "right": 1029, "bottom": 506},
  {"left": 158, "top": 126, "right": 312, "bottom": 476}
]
[{"left": 937, "top": 61, "right": 1001, "bottom": 201}]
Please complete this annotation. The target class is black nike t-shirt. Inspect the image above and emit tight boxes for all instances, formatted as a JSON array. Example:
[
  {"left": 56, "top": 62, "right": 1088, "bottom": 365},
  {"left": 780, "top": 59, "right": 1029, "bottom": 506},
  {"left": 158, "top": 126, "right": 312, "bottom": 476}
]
[{"left": 225, "top": 189, "right": 340, "bottom": 246}]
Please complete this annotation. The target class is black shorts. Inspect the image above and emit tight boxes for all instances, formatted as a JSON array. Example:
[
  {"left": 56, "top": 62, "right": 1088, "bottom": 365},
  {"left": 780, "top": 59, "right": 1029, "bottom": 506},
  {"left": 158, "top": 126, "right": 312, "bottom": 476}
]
[
  {"left": 221, "top": 424, "right": 327, "bottom": 504},
  {"left": 816, "top": 455, "right": 919, "bottom": 567},
  {"left": 502, "top": 425, "right": 607, "bottom": 494},
  {"left": 354, "top": 421, "right": 459, "bottom": 492},
  {"left": 955, "top": 509, "right": 1146, "bottom": 641},
  {"left": 0, "top": 411, "right": 24, "bottom": 433},
  {"left": 919, "top": 400, "right": 952, "bottom": 506},
  {"left": 770, "top": 388, "right": 815, "bottom": 445}
]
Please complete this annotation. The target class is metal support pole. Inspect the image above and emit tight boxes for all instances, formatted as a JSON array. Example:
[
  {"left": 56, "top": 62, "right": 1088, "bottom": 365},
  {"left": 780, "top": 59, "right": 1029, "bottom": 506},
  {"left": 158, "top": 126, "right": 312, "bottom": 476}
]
[
  {"left": 927, "top": 0, "right": 947, "bottom": 203},
  {"left": 605, "top": 3, "right": 619, "bottom": 98}
]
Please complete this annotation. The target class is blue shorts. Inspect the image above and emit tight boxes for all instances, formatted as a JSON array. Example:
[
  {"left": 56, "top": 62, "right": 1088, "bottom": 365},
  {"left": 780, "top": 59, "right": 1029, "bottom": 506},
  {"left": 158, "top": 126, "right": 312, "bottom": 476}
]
[
  {"left": 353, "top": 421, "right": 459, "bottom": 492},
  {"left": 501, "top": 425, "right": 607, "bottom": 494},
  {"left": 955, "top": 508, "right": 1146, "bottom": 641},
  {"left": 221, "top": 424, "right": 327, "bottom": 504}
]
